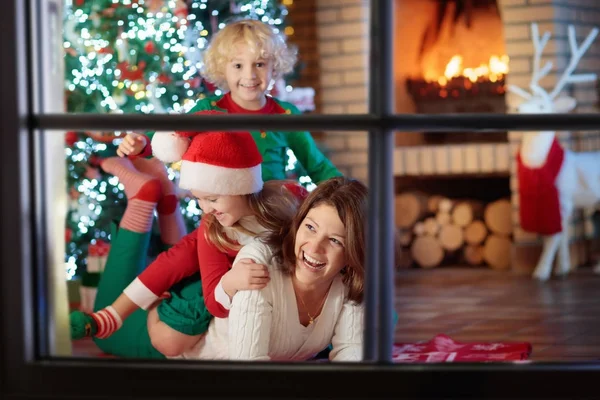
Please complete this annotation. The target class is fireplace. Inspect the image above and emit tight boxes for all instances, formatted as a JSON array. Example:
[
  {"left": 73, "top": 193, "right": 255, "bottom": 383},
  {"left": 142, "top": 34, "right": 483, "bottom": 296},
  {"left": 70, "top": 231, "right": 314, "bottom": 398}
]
[
  {"left": 401, "top": 0, "right": 508, "bottom": 144},
  {"left": 390, "top": 0, "right": 600, "bottom": 272},
  {"left": 407, "top": 0, "right": 508, "bottom": 113},
  {"left": 394, "top": 0, "right": 510, "bottom": 195}
]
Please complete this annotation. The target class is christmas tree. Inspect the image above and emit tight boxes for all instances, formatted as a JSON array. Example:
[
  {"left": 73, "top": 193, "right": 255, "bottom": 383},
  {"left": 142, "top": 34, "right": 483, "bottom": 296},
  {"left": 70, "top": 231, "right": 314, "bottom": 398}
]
[{"left": 63, "top": 0, "right": 310, "bottom": 280}]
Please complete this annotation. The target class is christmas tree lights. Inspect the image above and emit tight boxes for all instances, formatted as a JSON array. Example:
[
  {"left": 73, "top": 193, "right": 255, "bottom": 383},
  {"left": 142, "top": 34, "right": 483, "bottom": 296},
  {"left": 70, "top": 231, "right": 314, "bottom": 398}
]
[{"left": 64, "top": 0, "right": 305, "bottom": 280}]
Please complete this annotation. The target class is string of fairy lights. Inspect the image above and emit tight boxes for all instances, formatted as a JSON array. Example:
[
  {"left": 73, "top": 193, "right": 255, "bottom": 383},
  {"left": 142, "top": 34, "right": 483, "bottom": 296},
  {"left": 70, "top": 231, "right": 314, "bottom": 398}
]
[{"left": 63, "top": 0, "right": 305, "bottom": 280}]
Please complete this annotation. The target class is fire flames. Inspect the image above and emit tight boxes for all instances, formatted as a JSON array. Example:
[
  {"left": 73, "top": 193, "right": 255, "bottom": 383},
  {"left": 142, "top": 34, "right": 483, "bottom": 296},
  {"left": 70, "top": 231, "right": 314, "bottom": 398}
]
[{"left": 424, "top": 54, "right": 510, "bottom": 86}]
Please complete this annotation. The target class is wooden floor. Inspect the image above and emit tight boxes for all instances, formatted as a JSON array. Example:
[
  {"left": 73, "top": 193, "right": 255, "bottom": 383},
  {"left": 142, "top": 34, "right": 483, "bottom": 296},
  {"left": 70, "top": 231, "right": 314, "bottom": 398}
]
[
  {"left": 72, "top": 266, "right": 600, "bottom": 361},
  {"left": 394, "top": 266, "right": 600, "bottom": 362}
]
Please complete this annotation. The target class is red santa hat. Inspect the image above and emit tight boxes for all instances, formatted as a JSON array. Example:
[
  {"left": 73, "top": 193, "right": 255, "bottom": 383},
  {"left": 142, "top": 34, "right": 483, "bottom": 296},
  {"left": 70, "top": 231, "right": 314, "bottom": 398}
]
[{"left": 151, "top": 111, "right": 263, "bottom": 195}]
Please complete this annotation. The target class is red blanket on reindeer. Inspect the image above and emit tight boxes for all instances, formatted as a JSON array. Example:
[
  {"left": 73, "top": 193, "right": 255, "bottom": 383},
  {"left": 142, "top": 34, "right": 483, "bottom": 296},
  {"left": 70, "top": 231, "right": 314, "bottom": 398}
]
[{"left": 516, "top": 137, "right": 565, "bottom": 235}]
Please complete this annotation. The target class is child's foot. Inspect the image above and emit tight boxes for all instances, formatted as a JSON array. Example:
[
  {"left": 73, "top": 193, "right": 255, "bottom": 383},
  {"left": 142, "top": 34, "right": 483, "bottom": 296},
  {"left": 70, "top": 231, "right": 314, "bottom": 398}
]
[
  {"left": 70, "top": 310, "right": 97, "bottom": 339},
  {"left": 100, "top": 157, "right": 161, "bottom": 200},
  {"left": 70, "top": 306, "right": 123, "bottom": 340}
]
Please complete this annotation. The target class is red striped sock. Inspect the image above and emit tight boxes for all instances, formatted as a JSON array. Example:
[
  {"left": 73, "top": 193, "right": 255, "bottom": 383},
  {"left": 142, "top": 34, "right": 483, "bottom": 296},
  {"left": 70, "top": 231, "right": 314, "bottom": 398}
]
[
  {"left": 118, "top": 178, "right": 161, "bottom": 233},
  {"left": 91, "top": 306, "right": 123, "bottom": 339},
  {"left": 102, "top": 157, "right": 162, "bottom": 233},
  {"left": 120, "top": 197, "right": 158, "bottom": 233},
  {"left": 133, "top": 158, "right": 186, "bottom": 244}
]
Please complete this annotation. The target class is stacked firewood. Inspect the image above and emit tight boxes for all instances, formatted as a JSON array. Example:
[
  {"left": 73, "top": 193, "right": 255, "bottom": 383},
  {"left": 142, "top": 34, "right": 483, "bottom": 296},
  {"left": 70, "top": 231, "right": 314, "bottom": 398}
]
[{"left": 395, "top": 191, "right": 512, "bottom": 270}]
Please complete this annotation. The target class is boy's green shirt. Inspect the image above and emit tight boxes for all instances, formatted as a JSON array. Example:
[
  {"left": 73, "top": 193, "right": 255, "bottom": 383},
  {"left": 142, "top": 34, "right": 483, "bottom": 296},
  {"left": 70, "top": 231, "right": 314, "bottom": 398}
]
[{"left": 145, "top": 94, "right": 342, "bottom": 184}]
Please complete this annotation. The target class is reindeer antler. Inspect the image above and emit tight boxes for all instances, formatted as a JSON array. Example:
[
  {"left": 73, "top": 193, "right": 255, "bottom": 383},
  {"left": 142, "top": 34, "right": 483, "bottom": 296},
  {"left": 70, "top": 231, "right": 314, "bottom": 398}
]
[
  {"left": 530, "top": 23, "right": 553, "bottom": 90},
  {"left": 507, "top": 22, "right": 553, "bottom": 102},
  {"left": 508, "top": 23, "right": 599, "bottom": 107},
  {"left": 549, "top": 25, "right": 599, "bottom": 99}
]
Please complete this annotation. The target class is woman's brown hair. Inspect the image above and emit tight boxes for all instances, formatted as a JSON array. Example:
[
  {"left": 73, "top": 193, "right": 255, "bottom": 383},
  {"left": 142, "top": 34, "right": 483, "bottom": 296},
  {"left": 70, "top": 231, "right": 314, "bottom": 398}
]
[
  {"left": 203, "top": 180, "right": 305, "bottom": 252},
  {"left": 267, "top": 177, "right": 368, "bottom": 304}
]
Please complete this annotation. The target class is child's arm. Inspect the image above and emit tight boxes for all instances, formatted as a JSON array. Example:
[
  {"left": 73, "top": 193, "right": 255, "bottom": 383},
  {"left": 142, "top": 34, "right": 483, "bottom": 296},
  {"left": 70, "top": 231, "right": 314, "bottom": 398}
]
[
  {"left": 116, "top": 132, "right": 148, "bottom": 157},
  {"left": 218, "top": 258, "right": 270, "bottom": 303},
  {"left": 284, "top": 105, "right": 343, "bottom": 183},
  {"left": 197, "top": 224, "right": 270, "bottom": 317},
  {"left": 123, "top": 228, "right": 200, "bottom": 310},
  {"left": 288, "top": 130, "right": 342, "bottom": 183},
  {"left": 196, "top": 220, "right": 238, "bottom": 318}
]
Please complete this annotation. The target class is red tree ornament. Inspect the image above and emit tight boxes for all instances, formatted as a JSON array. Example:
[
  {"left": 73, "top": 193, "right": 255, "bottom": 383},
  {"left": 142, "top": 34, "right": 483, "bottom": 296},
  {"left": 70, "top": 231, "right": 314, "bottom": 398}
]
[
  {"left": 144, "top": 41, "right": 156, "bottom": 54},
  {"left": 157, "top": 73, "right": 172, "bottom": 84},
  {"left": 117, "top": 61, "right": 146, "bottom": 81},
  {"left": 188, "top": 76, "right": 201, "bottom": 88}
]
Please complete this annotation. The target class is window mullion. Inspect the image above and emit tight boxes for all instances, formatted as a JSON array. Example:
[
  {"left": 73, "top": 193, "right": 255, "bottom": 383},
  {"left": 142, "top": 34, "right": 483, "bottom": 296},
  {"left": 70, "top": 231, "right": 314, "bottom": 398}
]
[{"left": 364, "top": 0, "right": 395, "bottom": 364}]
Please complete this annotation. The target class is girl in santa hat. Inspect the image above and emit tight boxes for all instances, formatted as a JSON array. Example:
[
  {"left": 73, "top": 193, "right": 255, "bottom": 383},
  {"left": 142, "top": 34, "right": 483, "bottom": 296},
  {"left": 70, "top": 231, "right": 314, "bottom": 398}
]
[{"left": 70, "top": 114, "right": 309, "bottom": 358}]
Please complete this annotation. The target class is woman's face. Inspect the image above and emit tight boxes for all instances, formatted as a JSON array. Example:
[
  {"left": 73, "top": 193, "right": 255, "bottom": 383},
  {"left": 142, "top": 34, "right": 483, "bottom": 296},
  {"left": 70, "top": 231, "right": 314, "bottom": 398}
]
[
  {"left": 293, "top": 203, "right": 347, "bottom": 286},
  {"left": 192, "top": 190, "right": 251, "bottom": 227}
]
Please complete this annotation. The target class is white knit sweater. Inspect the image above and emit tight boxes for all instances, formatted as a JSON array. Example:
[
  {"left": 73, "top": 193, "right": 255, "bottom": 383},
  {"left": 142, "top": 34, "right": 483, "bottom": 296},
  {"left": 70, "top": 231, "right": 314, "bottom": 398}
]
[{"left": 175, "top": 239, "right": 364, "bottom": 362}]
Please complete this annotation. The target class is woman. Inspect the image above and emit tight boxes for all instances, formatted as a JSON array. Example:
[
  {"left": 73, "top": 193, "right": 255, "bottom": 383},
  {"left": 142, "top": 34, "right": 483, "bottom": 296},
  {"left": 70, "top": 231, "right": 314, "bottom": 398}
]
[{"left": 168, "top": 176, "right": 366, "bottom": 361}]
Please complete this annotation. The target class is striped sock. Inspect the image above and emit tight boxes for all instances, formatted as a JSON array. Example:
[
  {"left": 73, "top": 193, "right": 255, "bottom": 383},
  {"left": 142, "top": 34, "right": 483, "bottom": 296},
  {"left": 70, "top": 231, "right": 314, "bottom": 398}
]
[
  {"left": 101, "top": 156, "right": 162, "bottom": 234},
  {"left": 91, "top": 306, "right": 123, "bottom": 339},
  {"left": 133, "top": 158, "right": 186, "bottom": 244},
  {"left": 120, "top": 196, "right": 159, "bottom": 233}
]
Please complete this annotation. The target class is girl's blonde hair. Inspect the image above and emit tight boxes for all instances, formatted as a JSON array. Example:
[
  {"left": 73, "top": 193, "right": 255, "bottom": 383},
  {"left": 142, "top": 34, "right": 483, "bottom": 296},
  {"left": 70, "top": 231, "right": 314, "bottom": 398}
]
[
  {"left": 202, "top": 19, "right": 298, "bottom": 90},
  {"left": 203, "top": 180, "right": 305, "bottom": 253}
]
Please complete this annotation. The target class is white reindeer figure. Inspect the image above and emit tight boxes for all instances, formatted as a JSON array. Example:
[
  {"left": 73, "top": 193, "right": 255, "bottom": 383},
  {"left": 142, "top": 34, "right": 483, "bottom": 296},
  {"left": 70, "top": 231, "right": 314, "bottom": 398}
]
[{"left": 508, "top": 23, "right": 600, "bottom": 281}]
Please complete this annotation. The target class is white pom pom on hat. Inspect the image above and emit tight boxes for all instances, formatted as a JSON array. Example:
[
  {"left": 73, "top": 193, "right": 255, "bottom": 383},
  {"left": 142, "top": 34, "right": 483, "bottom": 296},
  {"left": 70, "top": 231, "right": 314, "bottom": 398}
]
[{"left": 151, "top": 131, "right": 190, "bottom": 163}]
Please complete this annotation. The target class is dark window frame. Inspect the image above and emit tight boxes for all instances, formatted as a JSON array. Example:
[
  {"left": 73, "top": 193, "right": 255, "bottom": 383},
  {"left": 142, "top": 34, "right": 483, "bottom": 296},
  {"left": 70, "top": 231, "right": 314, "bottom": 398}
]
[{"left": 3, "top": 0, "right": 600, "bottom": 399}]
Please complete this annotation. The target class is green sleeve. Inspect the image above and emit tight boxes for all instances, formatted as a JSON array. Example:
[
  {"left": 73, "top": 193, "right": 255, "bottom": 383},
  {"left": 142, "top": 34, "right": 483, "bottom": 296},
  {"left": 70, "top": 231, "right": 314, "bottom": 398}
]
[{"left": 283, "top": 103, "right": 342, "bottom": 184}]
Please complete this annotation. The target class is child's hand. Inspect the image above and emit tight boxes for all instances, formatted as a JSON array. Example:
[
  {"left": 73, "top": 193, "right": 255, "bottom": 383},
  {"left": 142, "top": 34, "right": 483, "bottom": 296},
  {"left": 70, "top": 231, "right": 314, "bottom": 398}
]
[
  {"left": 117, "top": 132, "right": 147, "bottom": 157},
  {"left": 229, "top": 258, "right": 270, "bottom": 292}
]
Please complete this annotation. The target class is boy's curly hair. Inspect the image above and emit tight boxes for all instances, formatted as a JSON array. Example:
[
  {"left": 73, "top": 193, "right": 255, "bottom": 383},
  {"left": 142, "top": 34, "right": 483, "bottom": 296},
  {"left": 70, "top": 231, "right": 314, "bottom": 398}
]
[{"left": 201, "top": 18, "right": 297, "bottom": 91}]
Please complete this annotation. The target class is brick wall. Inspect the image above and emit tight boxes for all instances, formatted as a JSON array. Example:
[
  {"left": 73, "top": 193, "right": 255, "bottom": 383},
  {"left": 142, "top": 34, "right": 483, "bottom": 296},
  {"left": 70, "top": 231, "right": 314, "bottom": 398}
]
[
  {"left": 315, "top": 0, "right": 370, "bottom": 183},
  {"left": 285, "top": 0, "right": 320, "bottom": 107},
  {"left": 499, "top": 0, "right": 600, "bottom": 271}
]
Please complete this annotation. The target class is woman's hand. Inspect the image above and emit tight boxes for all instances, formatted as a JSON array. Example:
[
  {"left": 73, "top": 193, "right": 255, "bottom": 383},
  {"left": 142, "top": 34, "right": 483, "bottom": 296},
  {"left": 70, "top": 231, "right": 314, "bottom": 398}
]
[
  {"left": 117, "top": 132, "right": 147, "bottom": 157},
  {"left": 222, "top": 258, "right": 270, "bottom": 298}
]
